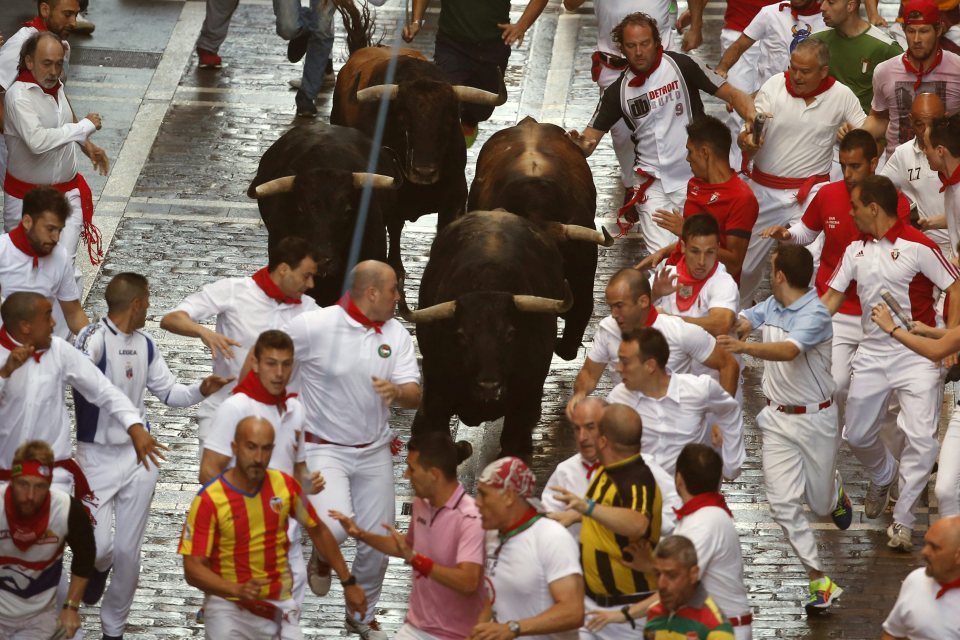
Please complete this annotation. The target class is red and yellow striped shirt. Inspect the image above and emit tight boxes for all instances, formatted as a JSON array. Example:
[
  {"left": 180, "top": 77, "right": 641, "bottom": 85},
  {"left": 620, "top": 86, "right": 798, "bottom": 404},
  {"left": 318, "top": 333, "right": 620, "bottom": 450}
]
[{"left": 178, "top": 469, "right": 319, "bottom": 601}]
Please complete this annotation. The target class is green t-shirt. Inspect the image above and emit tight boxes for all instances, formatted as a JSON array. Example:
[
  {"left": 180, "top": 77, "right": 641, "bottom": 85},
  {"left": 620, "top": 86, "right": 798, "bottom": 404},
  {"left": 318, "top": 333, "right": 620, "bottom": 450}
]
[
  {"left": 438, "top": 0, "right": 511, "bottom": 44},
  {"left": 812, "top": 25, "right": 903, "bottom": 113}
]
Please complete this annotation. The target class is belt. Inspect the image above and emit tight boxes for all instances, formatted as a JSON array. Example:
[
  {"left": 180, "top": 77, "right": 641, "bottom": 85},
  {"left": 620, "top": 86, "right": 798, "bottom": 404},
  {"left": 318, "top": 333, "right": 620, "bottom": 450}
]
[
  {"left": 303, "top": 432, "right": 373, "bottom": 448},
  {"left": 235, "top": 599, "right": 282, "bottom": 625},
  {"left": 586, "top": 588, "right": 652, "bottom": 607},
  {"left": 749, "top": 167, "right": 829, "bottom": 203},
  {"left": 765, "top": 398, "right": 833, "bottom": 415},
  {"left": 590, "top": 51, "right": 628, "bottom": 83},
  {"left": 728, "top": 613, "right": 753, "bottom": 627}
]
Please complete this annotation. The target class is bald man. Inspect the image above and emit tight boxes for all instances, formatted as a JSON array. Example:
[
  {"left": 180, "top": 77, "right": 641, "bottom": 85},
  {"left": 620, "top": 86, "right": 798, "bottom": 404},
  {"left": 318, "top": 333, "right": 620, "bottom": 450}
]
[
  {"left": 880, "top": 92, "right": 953, "bottom": 259},
  {"left": 882, "top": 516, "right": 960, "bottom": 639},
  {"left": 283, "top": 260, "right": 420, "bottom": 640}
]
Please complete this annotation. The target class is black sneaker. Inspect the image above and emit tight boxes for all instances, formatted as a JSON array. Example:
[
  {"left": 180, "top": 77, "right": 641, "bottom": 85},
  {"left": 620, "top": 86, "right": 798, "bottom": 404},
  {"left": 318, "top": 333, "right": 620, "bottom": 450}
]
[
  {"left": 295, "top": 89, "right": 318, "bottom": 117},
  {"left": 83, "top": 566, "right": 111, "bottom": 605},
  {"left": 326, "top": 58, "right": 334, "bottom": 77},
  {"left": 288, "top": 30, "right": 309, "bottom": 63}
]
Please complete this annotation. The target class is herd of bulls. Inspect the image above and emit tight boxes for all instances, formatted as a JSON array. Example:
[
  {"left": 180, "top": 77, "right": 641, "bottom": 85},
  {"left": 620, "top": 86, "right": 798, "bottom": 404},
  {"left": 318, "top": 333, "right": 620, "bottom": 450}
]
[{"left": 246, "top": 15, "right": 615, "bottom": 459}]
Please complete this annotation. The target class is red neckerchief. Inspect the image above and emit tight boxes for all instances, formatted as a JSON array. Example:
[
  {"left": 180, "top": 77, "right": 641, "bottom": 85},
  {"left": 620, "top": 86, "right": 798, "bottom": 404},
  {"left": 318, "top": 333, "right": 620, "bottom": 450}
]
[
  {"left": 3, "top": 486, "right": 51, "bottom": 552},
  {"left": 251, "top": 267, "right": 301, "bottom": 305},
  {"left": 498, "top": 507, "right": 540, "bottom": 540},
  {"left": 23, "top": 16, "right": 49, "bottom": 31},
  {"left": 673, "top": 492, "right": 733, "bottom": 520},
  {"left": 674, "top": 257, "right": 719, "bottom": 313},
  {"left": 8, "top": 223, "right": 41, "bottom": 268},
  {"left": 779, "top": 1, "right": 822, "bottom": 18},
  {"left": 783, "top": 71, "right": 836, "bottom": 99},
  {"left": 627, "top": 46, "right": 664, "bottom": 87},
  {"left": 582, "top": 459, "right": 601, "bottom": 480},
  {"left": 15, "top": 69, "right": 60, "bottom": 102},
  {"left": 337, "top": 293, "right": 384, "bottom": 334},
  {"left": 0, "top": 326, "right": 43, "bottom": 362},
  {"left": 937, "top": 577, "right": 960, "bottom": 599},
  {"left": 232, "top": 370, "right": 296, "bottom": 413},
  {"left": 644, "top": 306, "right": 659, "bottom": 327},
  {"left": 903, "top": 48, "right": 944, "bottom": 90},
  {"left": 939, "top": 162, "right": 960, "bottom": 192}
]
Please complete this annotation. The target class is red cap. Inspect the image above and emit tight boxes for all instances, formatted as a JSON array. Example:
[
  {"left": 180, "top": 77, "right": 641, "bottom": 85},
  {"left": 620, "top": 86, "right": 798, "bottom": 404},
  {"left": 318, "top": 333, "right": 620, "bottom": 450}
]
[{"left": 903, "top": 0, "right": 941, "bottom": 25}]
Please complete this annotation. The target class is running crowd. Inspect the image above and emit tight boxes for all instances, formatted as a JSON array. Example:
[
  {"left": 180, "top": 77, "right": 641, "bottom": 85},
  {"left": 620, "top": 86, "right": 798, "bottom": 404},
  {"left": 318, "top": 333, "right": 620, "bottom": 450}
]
[{"left": 2, "top": 0, "right": 960, "bottom": 639}]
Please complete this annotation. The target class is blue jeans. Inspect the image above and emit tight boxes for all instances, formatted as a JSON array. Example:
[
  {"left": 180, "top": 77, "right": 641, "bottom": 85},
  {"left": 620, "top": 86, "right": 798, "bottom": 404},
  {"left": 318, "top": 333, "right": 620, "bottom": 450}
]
[{"left": 274, "top": 0, "right": 336, "bottom": 99}]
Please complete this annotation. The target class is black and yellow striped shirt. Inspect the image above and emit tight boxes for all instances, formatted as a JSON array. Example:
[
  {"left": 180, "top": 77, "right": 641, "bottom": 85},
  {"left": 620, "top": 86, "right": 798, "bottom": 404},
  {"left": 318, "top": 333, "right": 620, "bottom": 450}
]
[{"left": 580, "top": 453, "right": 662, "bottom": 598}]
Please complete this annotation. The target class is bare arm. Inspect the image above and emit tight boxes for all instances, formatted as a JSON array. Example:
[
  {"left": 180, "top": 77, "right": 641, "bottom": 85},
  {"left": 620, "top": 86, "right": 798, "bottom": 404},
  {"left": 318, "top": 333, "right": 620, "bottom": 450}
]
[
  {"left": 402, "top": 0, "right": 430, "bottom": 41},
  {"left": 701, "top": 344, "right": 740, "bottom": 395},
  {"left": 59, "top": 299, "right": 90, "bottom": 336},
  {"left": 718, "top": 335, "right": 802, "bottom": 361},
  {"left": 871, "top": 301, "right": 960, "bottom": 361},
  {"left": 550, "top": 486, "right": 650, "bottom": 538},
  {"left": 682, "top": 308, "right": 736, "bottom": 337},
  {"left": 565, "top": 358, "right": 606, "bottom": 419},
  {"left": 861, "top": 109, "right": 890, "bottom": 145},
  {"left": 865, "top": 0, "right": 888, "bottom": 26},
  {"left": 715, "top": 34, "right": 756, "bottom": 77},
  {"left": 199, "top": 448, "right": 231, "bottom": 485},
  {"left": 306, "top": 520, "right": 368, "bottom": 617},
  {"left": 682, "top": 0, "right": 707, "bottom": 51},
  {"left": 720, "top": 235, "right": 749, "bottom": 278},
  {"left": 563, "top": 0, "right": 587, "bottom": 9},
  {"left": 820, "top": 287, "right": 846, "bottom": 315},
  {"left": 714, "top": 82, "right": 756, "bottom": 123},
  {"left": 160, "top": 310, "right": 241, "bottom": 360},
  {"left": 568, "top": 127, "right": 605, "bottom": 157},
  {"left": 469, "top": 575, "right": 584, "bottom": 639}
]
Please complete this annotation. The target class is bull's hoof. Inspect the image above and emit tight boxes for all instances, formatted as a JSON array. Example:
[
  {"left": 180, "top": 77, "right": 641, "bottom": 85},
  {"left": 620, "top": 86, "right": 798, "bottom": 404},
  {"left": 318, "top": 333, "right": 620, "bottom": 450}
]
[{"left": 554, "top": 340, "right": 580, "bottom": 361}]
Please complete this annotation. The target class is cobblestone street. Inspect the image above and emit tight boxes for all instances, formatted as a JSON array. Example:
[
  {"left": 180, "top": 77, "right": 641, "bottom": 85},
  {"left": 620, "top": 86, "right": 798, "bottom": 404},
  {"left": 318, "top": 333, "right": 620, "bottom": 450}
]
[{"left": 0, "top": 0, "right": 946, "bottom": 637}]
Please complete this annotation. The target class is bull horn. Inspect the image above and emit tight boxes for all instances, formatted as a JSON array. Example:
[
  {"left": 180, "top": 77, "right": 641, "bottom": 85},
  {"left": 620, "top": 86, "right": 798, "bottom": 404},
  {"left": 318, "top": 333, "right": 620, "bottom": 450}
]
[
  {"left": 452, "top": 84, "right": 506, "bottom": 107},
  {"left": 541, "top": 222, "right": 615, "bottom": 247},
  {"left": 513, "top": 281, "right": 574, "bottom": 315},
  {"left": 352, "top": 173, "right": 395, "bottom": 189},
  {"left": 400, "top": 299, "right": 457, "bottom": 324},
  {"left": 356, "top": 84, "right": 400, "bottom": 103},
  {"left": 252, "top": 176, "right": 296, "bottom": 198}
]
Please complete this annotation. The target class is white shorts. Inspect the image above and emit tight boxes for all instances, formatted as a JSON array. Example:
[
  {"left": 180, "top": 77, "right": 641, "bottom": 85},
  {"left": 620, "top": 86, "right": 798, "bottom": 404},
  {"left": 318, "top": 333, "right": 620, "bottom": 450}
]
[{"left": 203, "top": 594, "right": 302, "bottom": 640}]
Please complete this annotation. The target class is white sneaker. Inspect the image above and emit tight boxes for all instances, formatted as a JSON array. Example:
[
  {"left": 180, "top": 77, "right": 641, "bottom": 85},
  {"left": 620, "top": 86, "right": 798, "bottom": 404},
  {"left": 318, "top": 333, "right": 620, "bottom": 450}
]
[
  {"left": 345, "top": 616, "right": 388, "bottom": 640},
  {"left": 887, "top": 522, "right": 913, "bottom": 552},
  {"left": 288, "top": 78, "right": 302, "bottom": 90},
  {"left": 307, "top": 548, "right": 331, "bottom": 596}
]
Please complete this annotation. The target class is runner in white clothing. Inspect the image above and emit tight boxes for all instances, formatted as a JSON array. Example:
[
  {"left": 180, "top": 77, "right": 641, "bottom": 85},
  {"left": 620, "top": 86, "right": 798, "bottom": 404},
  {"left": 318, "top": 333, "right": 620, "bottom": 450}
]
[{"left": 72, "top": 273, "right": 231, "bottom": 639}]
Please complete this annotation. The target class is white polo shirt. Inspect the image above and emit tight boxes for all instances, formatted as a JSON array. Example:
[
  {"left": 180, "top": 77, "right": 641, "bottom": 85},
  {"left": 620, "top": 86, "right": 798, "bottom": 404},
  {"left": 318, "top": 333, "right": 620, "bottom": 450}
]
[
  {"left": 653, "top": 262, "right": 739, "bottom": 319},
  {"left": 882, "top": 567, "right": 960, "bottom": 640},
  {"left": 753, "top": 73, "right": 865, "bottom": 178},
  {"left": 596, "top": 0, "right": 671, "bottom": 56},
  {"left": 587, "top": 310, "right": 717, "bottom": 387},
  {"left": 828, "top": 220, "right": 960, "bottom": 355},
  {"left": 171, "top": 275, "right": 318, "bottom": 422},
  {"left": 879, "top": 137, "right": 952, "bottom": 256},
  {"left": 284, "top": 306, "right": 420, "bottom": 446},
  {"left": 606, "top": 373, "right": 745, "bottom": 479},
  {"left": 742, "top": 3, "right": 826, "bottom": 86},
  {"left": 204, "top": 392, "right": 306, "bottom": 476},
  {"left": 0, "top": 233, "right": 79, "bottom": 302},
  {"left": 673, "top": 504, "right": 751, "bottom": 620}
]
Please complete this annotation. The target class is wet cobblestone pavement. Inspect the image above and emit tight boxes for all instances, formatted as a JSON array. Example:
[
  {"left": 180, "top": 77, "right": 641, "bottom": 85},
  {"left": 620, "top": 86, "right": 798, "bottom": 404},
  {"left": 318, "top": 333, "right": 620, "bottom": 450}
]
[{"left": 1, "top": 0, "right": 948, "bottom": 636}]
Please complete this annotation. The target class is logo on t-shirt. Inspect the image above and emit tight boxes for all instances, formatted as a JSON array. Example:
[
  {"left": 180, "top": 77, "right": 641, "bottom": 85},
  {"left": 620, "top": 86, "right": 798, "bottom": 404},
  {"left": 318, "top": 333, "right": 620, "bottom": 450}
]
[
  {"left": 270, "top": 496, "right": 284, "bottom": 514},
  {"left": 891, "top": 249, "right": 900, "bottom": 261},
  {"left": 378, "top": 344, "right": 392, "bottom": 358},
  {"left": 628, "top": 94, "right": 652, "bottom": 119},
  {"left": 790, "top": 23, "right": 813, "bottom": 52},
  {"left": 708, "top": 192, "right": 720, "bottom": 204}
]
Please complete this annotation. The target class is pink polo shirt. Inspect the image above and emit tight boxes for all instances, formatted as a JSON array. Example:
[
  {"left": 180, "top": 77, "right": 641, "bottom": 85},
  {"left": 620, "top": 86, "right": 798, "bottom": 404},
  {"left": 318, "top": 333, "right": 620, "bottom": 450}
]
[{"left": 405, "top": 484, "right": 486, "bottom": 640}]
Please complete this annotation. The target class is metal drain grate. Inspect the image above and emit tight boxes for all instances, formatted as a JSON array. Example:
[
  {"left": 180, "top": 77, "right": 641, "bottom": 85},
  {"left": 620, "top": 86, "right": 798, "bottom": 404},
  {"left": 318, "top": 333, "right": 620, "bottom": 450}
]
[{"left": 70, "top": 47, "right": 163, "bottom": 69}]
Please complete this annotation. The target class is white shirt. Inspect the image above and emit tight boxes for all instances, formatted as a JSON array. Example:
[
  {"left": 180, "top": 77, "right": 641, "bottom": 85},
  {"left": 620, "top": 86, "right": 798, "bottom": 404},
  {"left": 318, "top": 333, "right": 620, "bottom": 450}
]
[
  {"left": 0, "top": 335, "right": 141, "bottom": 467},
  {"left": 587, "top": 312, "right": 717, "bottom": 386},
  {"left": 285, "top": 306, "right": 420, "bottom": 446},
  {"left": 0, "top": 26, "right": 71, "bottom": 91},
  {"left": 742, "top": 3, "right": 827, "bottom": 86},
  {"left": 485, "top": 517, "right": 582, "bottom": 640},
  {"left": 204, "top": 392, "right": 305, "bottom": 476},
  {"left": 880, "top": 137, "right": 952, "bottom": 256},
  {"left": 3, "top": 80, "right": 94, "bottom": 186},
  {"left": 540, "top": 452, "right": 680, "bottom": 538},
  {"left": 0, "top": 233, "right": 79, "bottom": 302},
  {"left": 753, "top": 73, "right": 865, "bottom": 178},
  {"left": 942, "top": 180, "right": 960, "bottom": 264},
  {"left": 596, "top": 0, "right": 671, "bottom": 55},
  {"left": 673, "top": 505, "right": 751, "bottom": 619},
  {"left": 653, "top": 263, "right": 740, "bottom": 319},
  {"left": 172, "top": 275, "right": 318, "bottom": 425},
  {"left": 73, "top": 317, "right": 203, "bottom": 446},
  {"left": 882, "top": 567, "right": 960, "bottom": 640},
  {"left": 606, "top": 373, "right": 745, "bottom": 480}
]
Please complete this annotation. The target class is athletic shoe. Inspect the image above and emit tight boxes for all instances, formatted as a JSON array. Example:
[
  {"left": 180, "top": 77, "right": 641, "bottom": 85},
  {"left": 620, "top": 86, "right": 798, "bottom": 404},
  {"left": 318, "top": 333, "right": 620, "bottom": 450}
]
[
  {"left": 887, "top": 522, "right": 913, "bottom": 552},
  {"left": 288, "top": 30, "right": 309, "bottom": 63},
  {"left": 864, "top": 475, "right": 895, "bottom": 519},
  {"left": 462, "top": 123, "right": 478, "bottom": 148},
  {"left": 288, "top": 78, "right": 302, "bottom": 90},
  {"left": 102, "top": 635, "right": 123, "bottom": 640},
  {"left": 295, "top": 89, "right": 318, "bottom": 118},
  {"left": 74, "top": 15, "right": 96, "bottom": 35},
  {"left": 831, "top": 476, "right": 853, "bottom": 530},
  {"left": 308, "top": 548, "right": 331, "bottom": 596},
  {"left": 345, "top": 616, "right": 388, "bottom": 640},
  {"left": 196, "top": 48, "right": 222, "bottom": 69},
  {"left": 82, "top": 566, "right": 111, "bottom": 605},
  {"left": 805, "top": 576, "right": 843, "bottom": 614}
]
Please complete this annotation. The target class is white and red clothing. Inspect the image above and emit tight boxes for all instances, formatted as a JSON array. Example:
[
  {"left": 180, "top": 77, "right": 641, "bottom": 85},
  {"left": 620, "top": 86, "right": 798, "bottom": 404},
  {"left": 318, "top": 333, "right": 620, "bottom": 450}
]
[
  {"left": 741, "top": 73, "right": 865, "bottom": 303},
  {"left": 170, "top": 269, "right": 318, "bottom": 440},
  {"left": 828, "top": 220, "right": 960, "bottom": 528},
  {"left": 0, "top": 225, "right": 79, "bottom": 305},
  {"left": 673, "top": 495, "right": 752, "bottom": 640},
  {"left": 741, "top": 2, "right": 826, "bottom": 88},
  {"left": 882, "top": 567, "right": 960, "bottom": 639},
  {"left": 653, "top": 261, "right": 740, "bottom": 321}
]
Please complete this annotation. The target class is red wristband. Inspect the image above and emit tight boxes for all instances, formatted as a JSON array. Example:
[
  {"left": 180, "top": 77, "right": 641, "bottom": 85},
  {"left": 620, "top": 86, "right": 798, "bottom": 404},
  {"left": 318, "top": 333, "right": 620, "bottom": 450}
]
[{"left": 411, "top": 553, "right": 434, "bottom": 577}]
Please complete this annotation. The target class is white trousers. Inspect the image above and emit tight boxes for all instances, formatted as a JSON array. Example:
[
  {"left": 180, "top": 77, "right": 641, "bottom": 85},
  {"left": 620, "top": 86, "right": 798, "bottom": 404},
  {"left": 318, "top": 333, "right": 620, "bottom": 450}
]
[
  {"left": 631, "top": 178, "right": 684, "bottom": 256},
  {"left": 77, "top": 442, "right": 159, "bottom": 637},
  {"left": 936, "top": 406, "right": 960, "bottom": 517},
  {"left": 288, "top": 520, "right": 307, "bottom": 608},
  {"left": 305, "top": 441, "right": 394, "bottom": 625},
  {"left": 0, "top": 601, "right": 59, "bottom": 639},
  {"left": 721, "top": 27, "right": 761, "bottom": 170},
  {"left": 757, "top": 405, "right": 840, "bottom": 573},
  {"left": 204, "top": 594, "right": 302, "bottom": 640},
  {"left": 844, "top": 349, "right": 943, "bottom": 527},
  {"left": 598, "top": 66, "right": 640, "bottom": 190}
]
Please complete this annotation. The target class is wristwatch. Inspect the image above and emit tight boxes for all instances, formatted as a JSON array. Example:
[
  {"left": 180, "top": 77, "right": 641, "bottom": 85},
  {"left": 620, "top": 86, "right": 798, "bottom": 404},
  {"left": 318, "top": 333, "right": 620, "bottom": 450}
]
[
  {"left": 507, "top": 620, "right": 521, "bottom": 638},
  {"left": 341, "top": 574, "right": 358, "bottom": 587}
]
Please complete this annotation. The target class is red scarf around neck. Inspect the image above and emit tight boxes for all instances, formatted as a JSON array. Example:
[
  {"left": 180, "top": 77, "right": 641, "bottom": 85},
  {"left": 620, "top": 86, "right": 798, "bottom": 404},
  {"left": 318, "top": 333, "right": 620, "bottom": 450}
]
[
  {"left": 251, "top": 267, "right": 301, "bottom": 305},
  {"left": 23, "top": 16, "right": 49, "bottom": 31},
  {"left": 937, "top": 577, "right": 960, "bottom": 599},
  {"left": 232, "top": 370, "right": 296, "bottom": 413},
  {"left": 628, "top": 46, "right": 664, "bottom": 87},
  {"left": 939, "top": 161, "right": 960, "bottom": 192},
  {"left": 674, "top": 258, "right": 719, "bottom": 313},
  {"left": 3, "top": 487, "right": 52, "bottom": 552},
  {"left": 779, "top": 1, "right": 821, "bottom": 18},
  {"left": 15, "top": 69, "right": 60, "bottom": 102},
  {"left": 673, "top": 492, "right": 733, "bottom": 520},
  {"left": 644, "top": 306, "right": 659, "bottom": 327},
  {"left": 337, "top": 293, "right": 384, "bottom": 333},
  {"left": 783, "top": 71, "right": 836, "bottom": 99},
  {"left": 0, "top": 326, "right": 44, "bottom": 362},
  {"left": 903, "top": 48, "right": 943, "bottom": 90},
  {"left": 582, "top": 459, "right": 601, "bottom": 480},
  {"left": 8, "top": 223, "right": 41, "bottom": 268}
]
